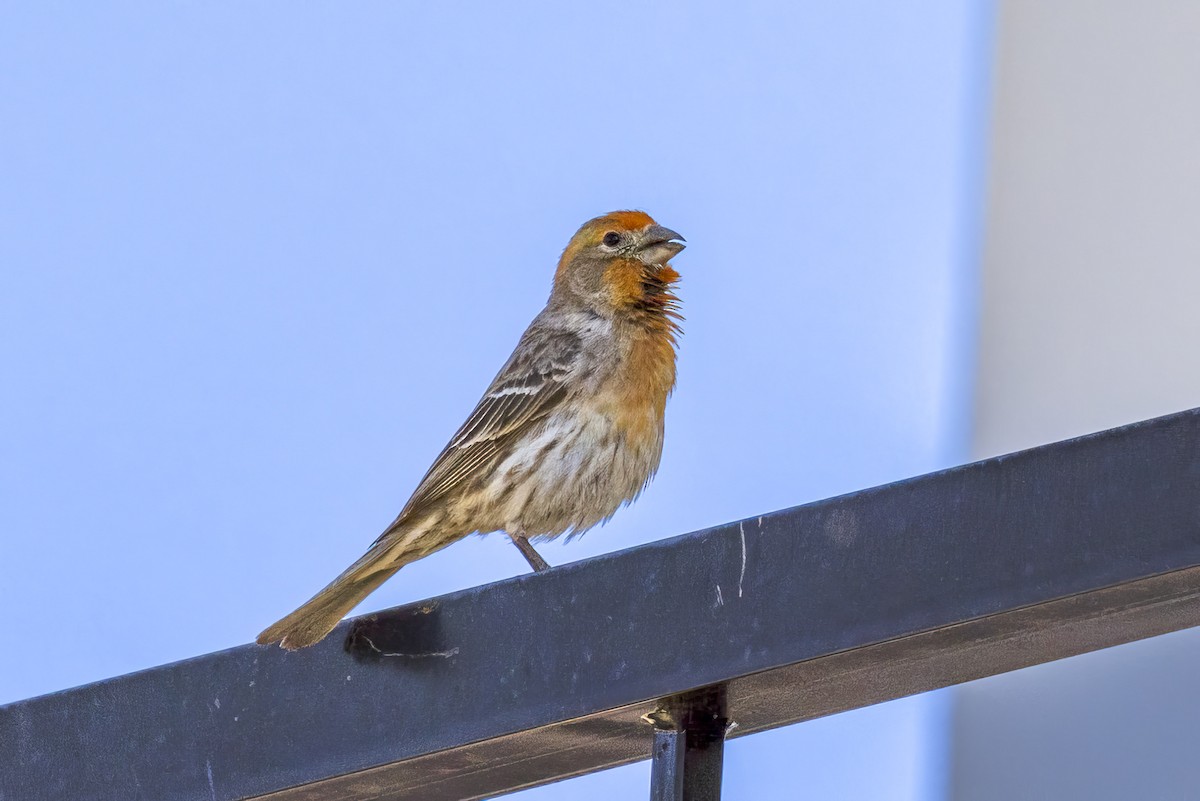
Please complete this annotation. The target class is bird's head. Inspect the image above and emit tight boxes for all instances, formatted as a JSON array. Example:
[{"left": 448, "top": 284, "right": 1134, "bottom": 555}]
[{"left": 552, "top": 210, "right": 685, "bottom": 319}]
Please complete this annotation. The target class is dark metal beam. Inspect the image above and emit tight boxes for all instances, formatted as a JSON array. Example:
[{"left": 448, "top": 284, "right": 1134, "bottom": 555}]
[{"left": 3, "top": 408, "right": 1200, "bottom": 801}]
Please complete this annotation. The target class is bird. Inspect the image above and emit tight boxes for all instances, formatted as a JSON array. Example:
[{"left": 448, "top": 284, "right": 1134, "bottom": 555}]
[{"left": 257, "top": 210, "right": 685, "bottom": 649}]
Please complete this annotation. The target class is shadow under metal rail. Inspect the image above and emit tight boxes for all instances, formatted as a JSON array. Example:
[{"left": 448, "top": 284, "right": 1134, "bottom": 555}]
[{"left": 3, "top": 408, "right": 1200, "bottom": 801}]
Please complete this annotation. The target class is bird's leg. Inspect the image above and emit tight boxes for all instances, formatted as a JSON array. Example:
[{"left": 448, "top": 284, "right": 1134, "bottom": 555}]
[{"left": 510, "top": 531, "right": 551, "bottom": 572}]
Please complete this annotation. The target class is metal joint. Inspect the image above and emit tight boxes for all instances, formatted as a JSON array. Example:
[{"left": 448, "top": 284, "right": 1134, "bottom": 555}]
[{"left": 646, "top": 685, "right": 729, "bottom": 801}]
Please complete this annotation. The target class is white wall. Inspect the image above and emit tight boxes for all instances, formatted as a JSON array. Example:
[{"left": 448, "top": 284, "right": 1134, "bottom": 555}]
[{"left": 954, "top": 2, "right": 1200, "bottom": 798}]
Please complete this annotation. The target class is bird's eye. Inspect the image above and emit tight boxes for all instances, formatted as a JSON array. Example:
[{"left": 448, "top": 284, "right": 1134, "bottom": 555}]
[{"left": 602, "top": 231, "right": 622, "bottom": 247}]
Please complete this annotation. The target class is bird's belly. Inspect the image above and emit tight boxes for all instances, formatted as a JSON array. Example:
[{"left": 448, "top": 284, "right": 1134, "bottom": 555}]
[{"left": 481, "top": 405, "right": 663, "bottom": 539}]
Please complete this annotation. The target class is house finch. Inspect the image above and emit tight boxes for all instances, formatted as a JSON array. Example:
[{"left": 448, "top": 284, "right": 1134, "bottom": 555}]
[{"left": 258, "top": 210, "right": 685, "bottom": 649}]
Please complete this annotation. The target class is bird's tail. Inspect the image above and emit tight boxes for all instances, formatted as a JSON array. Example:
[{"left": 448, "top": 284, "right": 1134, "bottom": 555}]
[{"left": 257, "top": 529, "right": 426, "bottom": 650}]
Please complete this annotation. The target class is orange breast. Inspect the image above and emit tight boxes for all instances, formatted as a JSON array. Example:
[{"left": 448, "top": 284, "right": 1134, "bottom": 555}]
[{"left": 607, "top": 330, "right": 677, "bottom": 443}]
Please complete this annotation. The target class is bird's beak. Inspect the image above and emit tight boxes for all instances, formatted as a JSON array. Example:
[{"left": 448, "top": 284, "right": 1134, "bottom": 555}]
[{"left": 637, "top": 225, "right": 686, "bottom": 266}]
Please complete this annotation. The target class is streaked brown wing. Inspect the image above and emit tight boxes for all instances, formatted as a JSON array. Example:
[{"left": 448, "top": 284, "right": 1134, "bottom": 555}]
[{"left": 385, "top": 325, "right": 581, "bottom": 530}]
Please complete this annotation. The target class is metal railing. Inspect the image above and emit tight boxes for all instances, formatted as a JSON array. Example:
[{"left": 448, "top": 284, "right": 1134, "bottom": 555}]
[{"left": 3, "top": 408, "right": 1199, "bottom": 801}]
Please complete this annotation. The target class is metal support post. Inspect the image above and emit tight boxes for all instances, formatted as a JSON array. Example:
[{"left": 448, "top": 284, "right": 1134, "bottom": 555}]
[{"left": 647, "top": 685, "right": 729, "bottom": 801}]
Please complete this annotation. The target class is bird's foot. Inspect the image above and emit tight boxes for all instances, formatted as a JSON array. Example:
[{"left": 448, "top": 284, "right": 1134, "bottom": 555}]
[{"left": 511, "top": 533, "right": 551, "bottom": 572}]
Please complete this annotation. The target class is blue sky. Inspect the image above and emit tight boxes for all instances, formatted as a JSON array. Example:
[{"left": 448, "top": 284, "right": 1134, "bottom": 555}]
[{"left": 0, "top": 3, "right": 991, "bottom": 798}]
